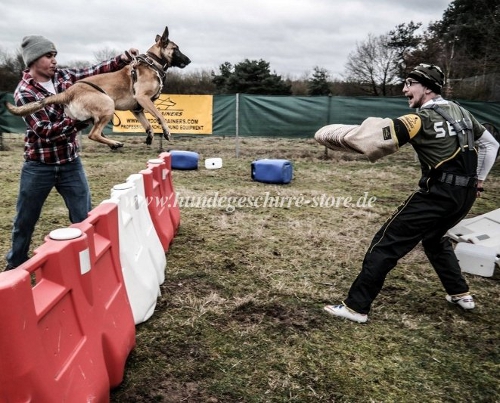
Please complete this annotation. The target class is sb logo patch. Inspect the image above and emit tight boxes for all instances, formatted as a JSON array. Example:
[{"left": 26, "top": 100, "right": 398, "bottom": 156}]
[{"left": 397, "top": 114, "right": 421, "bottom": 139}]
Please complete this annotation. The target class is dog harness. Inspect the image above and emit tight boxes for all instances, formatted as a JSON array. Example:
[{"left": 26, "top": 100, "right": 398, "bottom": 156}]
[
  {"left": 74, "top": 51, "right": 171, "bottom": 116},
  {"left": 128, "top": 51, "right": 172, "bottom": 114},
  {"left": 131, "top": 52, "right": 169, "bottom": 96}
]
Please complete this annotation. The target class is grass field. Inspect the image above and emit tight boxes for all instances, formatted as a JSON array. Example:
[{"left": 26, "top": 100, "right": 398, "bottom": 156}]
[{"left": 1, "top": 133, "right": 499, "bottom": 403}]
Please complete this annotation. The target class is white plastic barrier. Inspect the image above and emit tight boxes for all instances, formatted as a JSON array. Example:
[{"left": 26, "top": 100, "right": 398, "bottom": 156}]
[
  {"left": 455, "top": 242, "right": 498, "bottom": 277},
  {"left": 102, "top": 173, "right": 166, "bottom": 324},
  {"left": 448, "top": 208, "right": 500, "bottom": 254},
  {"left": 448, "top": 208, "right": 500, "bottom": 277},
  {"left": 125, "top": 173, "right": 166, "bottom": 285}
]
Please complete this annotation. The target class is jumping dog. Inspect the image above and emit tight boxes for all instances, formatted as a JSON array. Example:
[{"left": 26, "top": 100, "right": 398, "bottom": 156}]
[{"left": 6, "top": 26, "right": 191, "bottom": 149}]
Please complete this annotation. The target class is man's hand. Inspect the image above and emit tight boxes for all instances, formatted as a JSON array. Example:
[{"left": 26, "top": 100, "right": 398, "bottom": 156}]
[
  {"left": 121, "top": 48, "right": 139, "bottom": 63},
  {"left": 73, "top": 119, "right": 90, "bottom": 132},
  {"left": 477, "top": 180, "right": 484, "bottom": 197}
]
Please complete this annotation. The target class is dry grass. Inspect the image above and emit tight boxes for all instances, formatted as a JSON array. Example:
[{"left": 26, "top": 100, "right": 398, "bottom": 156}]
[{"left": 1, "top": 133, "right": 499, "bottom": 403}]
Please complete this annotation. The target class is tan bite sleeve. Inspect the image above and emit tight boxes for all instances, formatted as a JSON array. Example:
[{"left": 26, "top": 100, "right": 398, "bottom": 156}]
[{"left": 314, "top": 117, "right": 399, "bottom": 162}]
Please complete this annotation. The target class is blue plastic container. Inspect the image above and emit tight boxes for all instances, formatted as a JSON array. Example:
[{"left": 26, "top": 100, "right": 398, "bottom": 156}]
[
  {"left": 170, "top": 150, "right": 199, "bottom": 170},
  {"left": 251, "top": 159, "right": 293, "bottom": 184}
]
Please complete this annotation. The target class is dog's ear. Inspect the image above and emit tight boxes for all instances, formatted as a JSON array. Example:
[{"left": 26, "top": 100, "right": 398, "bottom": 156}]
[
  {"left": 155, "top": 27, "right": 169, "bottom": 47},
  {"left": 161, "top": 26, "right": 169, "bottom": 44}
]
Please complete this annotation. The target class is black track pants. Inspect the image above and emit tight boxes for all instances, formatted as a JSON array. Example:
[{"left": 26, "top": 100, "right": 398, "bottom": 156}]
[{"left": 344, "top": 182, "right": 477, "bottom": 314}]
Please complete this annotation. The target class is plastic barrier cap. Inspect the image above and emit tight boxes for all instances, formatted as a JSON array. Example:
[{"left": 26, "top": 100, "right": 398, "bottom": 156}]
[
  {"left": 113, "top": 183, "right": 134, "bottom": 191},
  {"left": 49, "top": 228, "right": 83, "bottom": 240},
  {"left": 148, "top": 158, "right": 163, "bottom": 164}
]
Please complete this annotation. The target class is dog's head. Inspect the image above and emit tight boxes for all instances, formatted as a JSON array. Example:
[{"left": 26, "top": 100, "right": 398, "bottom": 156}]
[{"left": 155, "top": 26, "right": 191, "bottom": 69}]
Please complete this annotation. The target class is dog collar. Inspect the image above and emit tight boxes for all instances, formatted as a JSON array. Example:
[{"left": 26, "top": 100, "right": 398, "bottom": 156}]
[{"left": 145, "top": 51, "right": 170, "bottom": 70}]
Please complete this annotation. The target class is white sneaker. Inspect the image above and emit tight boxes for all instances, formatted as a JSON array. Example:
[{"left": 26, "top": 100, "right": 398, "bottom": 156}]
[
  {"left": 324, "top": 304, "right": 368, "bottom": 323},
  {"left": 445, "top": 294, "right": 475, "bottom": 310}
]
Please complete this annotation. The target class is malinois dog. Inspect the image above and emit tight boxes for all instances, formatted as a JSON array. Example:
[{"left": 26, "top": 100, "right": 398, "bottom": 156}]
[{"left": 6, "top": 26, "right": 191, "bottom": 149}]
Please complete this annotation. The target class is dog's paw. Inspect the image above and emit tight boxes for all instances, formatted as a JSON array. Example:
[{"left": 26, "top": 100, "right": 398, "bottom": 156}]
[
  {"left": 145, "top": 136, "right": 153, "bottom": 146},
  {"left": 109, "top": 142, "right": 124, "bottom": 150},
  {"left": 163, "top": 132, "right": 171, "bottom": 141}
]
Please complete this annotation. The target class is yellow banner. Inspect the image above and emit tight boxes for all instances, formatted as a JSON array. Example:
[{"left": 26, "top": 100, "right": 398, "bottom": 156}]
[{"left": 112, "top": 94, "right": 213, "bottom": 135}]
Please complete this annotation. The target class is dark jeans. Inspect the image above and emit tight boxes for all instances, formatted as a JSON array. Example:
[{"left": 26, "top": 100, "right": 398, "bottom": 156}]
[
  {"left": 6, "top": 158, "right": 92, "bottom": 267},
  {"left": 344, "top": 182, "right": 477, "bottom": 314}
]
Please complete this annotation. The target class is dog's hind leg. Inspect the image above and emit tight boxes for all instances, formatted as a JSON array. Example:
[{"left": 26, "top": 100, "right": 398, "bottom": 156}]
[
  {"left": 88, "top": 115, "right": 124, "bottom": 150},
  {"left": 132, "top": 109, "right": 155, "bottom": 145},
  {"left": 79, "top": 95, "right": 124, "bottom": 149}
]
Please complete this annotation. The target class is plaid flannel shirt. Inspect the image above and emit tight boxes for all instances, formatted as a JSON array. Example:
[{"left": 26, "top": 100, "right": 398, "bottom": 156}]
[{"left": 14, "top": 56, "right": 126, "bottom": 164}]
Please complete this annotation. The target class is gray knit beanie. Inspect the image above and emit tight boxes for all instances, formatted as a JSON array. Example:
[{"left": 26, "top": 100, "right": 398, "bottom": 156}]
[{"left": 21, "top": 35, "right": 57, "bottom": 67}]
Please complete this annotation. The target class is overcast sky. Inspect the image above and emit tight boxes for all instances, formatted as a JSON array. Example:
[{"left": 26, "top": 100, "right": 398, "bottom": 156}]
[{"left": 0, "top": 0, "right": 452, "bottom": 79}]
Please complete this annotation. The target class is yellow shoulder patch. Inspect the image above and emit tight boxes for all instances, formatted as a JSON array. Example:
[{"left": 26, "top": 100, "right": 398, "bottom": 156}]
[{"left": 397, "top": 114, "right": 421, "bottom": 139}]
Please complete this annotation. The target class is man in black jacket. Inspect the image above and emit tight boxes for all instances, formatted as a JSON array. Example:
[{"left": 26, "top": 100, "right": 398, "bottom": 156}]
[{"left": 316, "top": 64, "right": 499, "bottom": 323}]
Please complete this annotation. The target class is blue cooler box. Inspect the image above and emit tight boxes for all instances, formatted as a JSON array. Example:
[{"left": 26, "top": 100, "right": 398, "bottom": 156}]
[
  {"left": 170, "top": 150, "right": 199, "bottom": 170},
  {"left": 251, "top": 159, "right": 293, "bottom": 184}
]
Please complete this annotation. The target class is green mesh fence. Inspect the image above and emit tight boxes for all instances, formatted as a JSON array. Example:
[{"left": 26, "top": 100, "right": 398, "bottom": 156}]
[{"left": 2, "top": 92, "right": 499, "bottom": 138}]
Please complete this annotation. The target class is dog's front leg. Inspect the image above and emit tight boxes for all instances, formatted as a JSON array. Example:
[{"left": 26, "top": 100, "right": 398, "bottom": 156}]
[
  {"left": 134, "top": 95, "right": 171, "bottom": 142},
  {"left": 132, "top": 109, "right": 155, "bottom": 145}
]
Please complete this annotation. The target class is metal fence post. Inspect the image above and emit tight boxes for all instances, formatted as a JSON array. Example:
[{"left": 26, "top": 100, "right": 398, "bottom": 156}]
[{"left": 235, "top": 93, "right": 240, "bottom": 158}]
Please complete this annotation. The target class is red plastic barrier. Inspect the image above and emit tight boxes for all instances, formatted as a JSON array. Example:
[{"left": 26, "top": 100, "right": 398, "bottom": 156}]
[
  {"left": 140, "top": 159, "right": 175, "bottom": 251},
  {"left": 0, "top": 264, "right": 111, "bottom": 403},
  {"left": 158, "top": 152, "right": 181, "bottom": 233},
  {"left": 0, "top": 203, "right": 135, "bottom": 402},
  {"left": 71, "top": 202, "right": 136, "bottom": 388}
]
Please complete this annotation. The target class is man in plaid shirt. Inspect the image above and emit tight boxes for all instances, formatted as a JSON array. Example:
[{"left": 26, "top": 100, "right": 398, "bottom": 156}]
[{"left": 4, "top": 35, "right": 137, "bottom": 271}]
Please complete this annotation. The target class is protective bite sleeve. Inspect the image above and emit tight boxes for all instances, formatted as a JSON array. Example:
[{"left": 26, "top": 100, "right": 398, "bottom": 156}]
[{"left": 315, "top": 117, "right": 401, "bottom": 162}]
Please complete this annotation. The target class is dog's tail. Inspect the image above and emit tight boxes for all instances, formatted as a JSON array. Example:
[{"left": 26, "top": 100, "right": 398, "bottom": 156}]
[{"left": 5, "top": 93, "right": 71, "bottom": 116}]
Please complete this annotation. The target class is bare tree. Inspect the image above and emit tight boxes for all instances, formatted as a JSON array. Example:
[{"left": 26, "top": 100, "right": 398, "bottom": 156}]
[
  {"left": 0, "top": 48, "right": 24, "bottom": 91},
  {"left": 165, "top": 70, "right": 216, "bottom": 94},
  {"left": 344, "top": 34, "right": 399, "bottom": 96},
  {"left": 62, "top": 60, "right": 92, "bottom": 69},
  {"left": 93, "top": 47, "right": 120, "bottom": 64}
]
